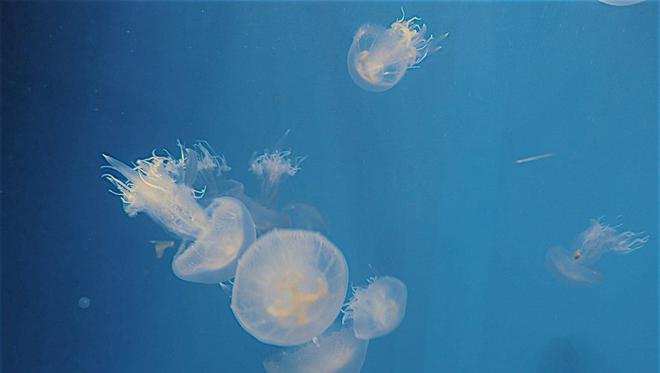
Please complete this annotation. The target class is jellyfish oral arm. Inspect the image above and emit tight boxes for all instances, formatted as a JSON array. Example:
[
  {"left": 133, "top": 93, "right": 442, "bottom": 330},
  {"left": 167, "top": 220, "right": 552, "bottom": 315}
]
[{"left": 267, "top": 276, "right": 328, "bottom": 325}]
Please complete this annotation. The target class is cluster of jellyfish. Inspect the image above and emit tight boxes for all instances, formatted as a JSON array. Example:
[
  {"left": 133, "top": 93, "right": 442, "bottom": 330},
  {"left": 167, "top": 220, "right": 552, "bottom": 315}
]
[{"left": 102, "top": 134, "right": 407, "bottom": 373}]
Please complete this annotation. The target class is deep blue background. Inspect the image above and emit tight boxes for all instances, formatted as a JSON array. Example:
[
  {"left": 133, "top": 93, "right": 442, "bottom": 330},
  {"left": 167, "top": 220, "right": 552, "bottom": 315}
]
[{"left": 2, "top": 2, "right": 658, "bottom": 372}]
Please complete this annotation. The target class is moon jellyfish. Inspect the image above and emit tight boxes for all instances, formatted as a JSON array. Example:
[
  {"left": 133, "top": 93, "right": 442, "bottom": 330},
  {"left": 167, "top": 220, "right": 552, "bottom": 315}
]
[
  {"left": 547, "top": 219, "right": 649, "bottom": 285},
  {"left": 171, "top": 196, "right": 256, "bottom": 283},
  {"left": 344, "top": 276, "right": 407, "bottom": 340},
  {"left": 263, "top": 324, "right": 368, "bottom": 373},
  {"left": 347, "top": 9, "right": 448, "bottom": 92},
  {"left": 102, "top": 142, "right": 256, "bottom": 283},
  {"left": 231, "top": 230, "right": 348, "bottom": 346}
]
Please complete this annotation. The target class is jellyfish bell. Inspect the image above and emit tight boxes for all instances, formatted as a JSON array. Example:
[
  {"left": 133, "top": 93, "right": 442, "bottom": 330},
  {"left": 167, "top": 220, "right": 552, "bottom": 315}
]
[
  {"left": 347, "top": 10, "right": 448, "bottom": 92},
  {"left": 546, "top": 246, "right": 603, "bottom": 285},
  {"left": 347, "top": 24, "right": 398, "bottom": 92},
  {"left": 546, "top": 219, "right": 649, "bottom": 285},
  {"left": 345, "top": 276, "right": 407, "bottom": 340},
  {"left": 598, "top": 0, "right": 645, "bottom": 6},
  {"left": 171, "top": 196, "right": 256, "bottom": 284},
  {"left": 263, "top": 323, "right": 369, "bottom": 373},
  {"left": 231, "top": 229, "right": 349, "bottom": 346}
]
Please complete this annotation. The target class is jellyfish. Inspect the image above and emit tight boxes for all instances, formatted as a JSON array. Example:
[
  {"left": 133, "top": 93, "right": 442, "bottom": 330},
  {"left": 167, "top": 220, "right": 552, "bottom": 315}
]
[
  {"left": 219, "top": 133, "right": 325, "bottom": 235},
  {"left": 102, "top": 153, "right": 206, "bottom": 240},
  {"left": 347, "top": 9, "right": 448, "bottom": 92},
  {"left": 598, "top": 0, "right": 645, "bottom": 6},
  {"left": 344, "top": 276, "right": 407, "bottom": 340},
  {"left": 263, "top": 323, "right": 369, "bottom": 373},
  {"left": 102, "top": 141, "right": 229, "bottom": 239},
  {"left": 249, "top": 149, "right": 304, "bottom": 206},
  {"left": 102, "top": 142, "right": 256, "bottom": 283},
  {"left": 231, "top": 229, "right": 348, "bottom": 346},
  {"left": 247, "top": 130, "right": 303, "bottom": 204},
  {"left": 171, "top": 196, "right": 256, "bottom": 284},
  {"left": 546, "top": 219, "right": 649, "bottom": 285}
]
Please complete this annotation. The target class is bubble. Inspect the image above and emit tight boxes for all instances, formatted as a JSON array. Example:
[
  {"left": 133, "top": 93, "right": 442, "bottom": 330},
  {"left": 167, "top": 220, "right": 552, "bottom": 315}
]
[{"left": 78, "top": 297, "right": 91, "bottom": 309}]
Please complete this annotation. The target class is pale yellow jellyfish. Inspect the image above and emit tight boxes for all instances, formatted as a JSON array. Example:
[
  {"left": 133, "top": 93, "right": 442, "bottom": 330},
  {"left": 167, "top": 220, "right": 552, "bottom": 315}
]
[
  {"left": 547, "top": 219, "right": 648, "bottom": 285},
  {"left": 263, "top": 324, "right": 369, "bottom": 373},
  {"left": 347, "top": 9, "right": 448, "bottom": 92},
  {"left": 344, "top": 276, "right": 407, "bottom": 340},
  {"left": 171, "top": 196, "right": 256, "bottom": 284},
  {"left": 231, "top": 230, "right": 348, "bottom": 346}
]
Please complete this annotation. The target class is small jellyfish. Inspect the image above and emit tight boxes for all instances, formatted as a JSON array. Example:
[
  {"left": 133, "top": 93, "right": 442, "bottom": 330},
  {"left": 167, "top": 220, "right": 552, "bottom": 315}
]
[
  {"left": 344, "top": 276, "right": 407, "bottom": 340},
  {"left": 231, "top": 230, "right": 348, "bottom": 346},
  {"left": 263, "top": 323, "right": 369, "bottom": 373},
  {"left": 78, "top": 297, "right": 91, "bottom": 309},
  {"left": 547, "top": 219, "right": 649, "bottom": 285},
  {"left": 171, "top": 196, "right": 256, "bottom": 284},
  {"left": 347, "top": 9, "right": 448, "bottom": 92},
  {"left": 249, "top": 145, "right": 305, "bottom": 207}
]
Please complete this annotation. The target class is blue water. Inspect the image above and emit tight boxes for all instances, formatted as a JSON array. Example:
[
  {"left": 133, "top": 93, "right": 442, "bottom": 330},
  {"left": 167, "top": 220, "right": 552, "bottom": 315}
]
[{"left": 2, "top": 2, "right": 658, "bottom": 372}]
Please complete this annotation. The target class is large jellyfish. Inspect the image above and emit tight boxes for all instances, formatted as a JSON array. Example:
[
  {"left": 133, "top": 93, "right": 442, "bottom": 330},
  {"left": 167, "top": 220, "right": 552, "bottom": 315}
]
[
  {"left": 263, "top": 323, "right": 369, "bottom": 373},
  {"left": 344, "top": 276, "right": 407, "bottom": 340},
  {"left": 546, "top": 219, "right": 649, "bottom": 285},
  {"left": 102, "top": 142, "right": 256, "bottom": 283},
  {"left": 231, "top": 229, "right": 348, "bottom": 346},
  {"left": 347, "top": 9, "right": 448, "bottom": 92}
]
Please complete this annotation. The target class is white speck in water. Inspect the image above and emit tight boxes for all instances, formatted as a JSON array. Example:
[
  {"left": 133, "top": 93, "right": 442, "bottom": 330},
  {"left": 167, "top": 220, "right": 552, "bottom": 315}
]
[{"left": 78, "top": 297, "right": 91, "bottom": 309}]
